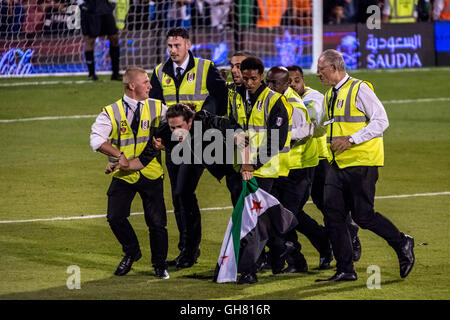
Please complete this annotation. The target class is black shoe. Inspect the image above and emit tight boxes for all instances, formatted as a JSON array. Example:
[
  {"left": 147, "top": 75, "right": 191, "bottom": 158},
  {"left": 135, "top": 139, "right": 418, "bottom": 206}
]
[
  {"left": 319, "top": 251, "right": 333, "bottom": 270},
  {"left": 352, "top": 236, "right": 362, "bottom": 262},
  {"left": 397, "top": 235, "right": 415, "bottom": 278},
  {"left": 88, "top": 74, "right": 98, "bottom": 81},
  {"left": 114, "top": 251, "right": 142, "bottom": 276},
  {"left": 111, "top": 73, "right": 122, "bottom": 81},
  {"left": 237, "top": 273, "right": 258, "bottom": 284},
  {"left": 282, "top": 264, "right": 308, "bottom": 273},
  {"left": 154, "top": 267, "right": 170, "bottom": 279},
  {"left": 317, "top": 271, "right": 357, "bottom": 282},
  {"left": 167, "top": 255, "right": 182, "bottom": 267},
  {"left": 176, "top": 248, "right": 200, "bottom": 269}
]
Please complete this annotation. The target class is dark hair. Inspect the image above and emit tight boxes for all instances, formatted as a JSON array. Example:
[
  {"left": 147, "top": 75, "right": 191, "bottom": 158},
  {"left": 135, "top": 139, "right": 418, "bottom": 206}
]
[
  {"left": 166, "top": 103, "right": 196, "bottom": 122},
  {"left": 166, "top": 27, "right": 190, "bottom": 40},
  {"left": 232, "top": 51, "right": 255, "bottom": 58},
  {"left": 286, "top": 65, "right": 304, "bottom": 78},
  {"left": 240, "top": 57, "right": 265, "bottom": 74}
]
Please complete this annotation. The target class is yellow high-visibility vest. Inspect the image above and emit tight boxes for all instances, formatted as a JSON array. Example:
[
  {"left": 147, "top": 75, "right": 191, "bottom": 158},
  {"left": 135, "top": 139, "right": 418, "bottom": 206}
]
[
  {"left": 103, "top": 98, "right": 164, "bottom": 183},
  {"left": 114, "top": 0, "right": 129, "bottom": 30},
  {"left": 324, "top": 78, "right": 384, "bottom": 169},
  {"left": 285, "top": 87, "right": 319, "bottom": 170},
  {"left": 229, "top": 86, "right": 292, "bottom": 178},
  {"left": 155, "top": 58, "right": 211, "bottom": 111},
  {"left": 389, "top": 0, "right": 418, "bottom": 23}
]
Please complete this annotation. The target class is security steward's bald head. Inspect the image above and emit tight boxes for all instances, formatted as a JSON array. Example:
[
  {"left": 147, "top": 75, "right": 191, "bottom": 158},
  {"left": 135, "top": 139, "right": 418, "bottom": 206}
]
[{"left": 266, "top": 66, "right": 290, "bottom": 94}]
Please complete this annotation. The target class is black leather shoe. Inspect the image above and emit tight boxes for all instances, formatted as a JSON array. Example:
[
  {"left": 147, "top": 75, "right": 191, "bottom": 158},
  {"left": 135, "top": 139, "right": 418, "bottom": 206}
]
[
  {"left": 88, "top": 74, "right": 98, "bottom": 81},
  {"left": 176, "top": 248, "right": 201, "bottom": 268},
  {"left": 317, "top": 271, "right": 357, "bottom": 282},
  {"left": 398, "top": 235, "right": 415, "bottom": 278},
  {"left": 237, "top": 273, "right": 258, "bottom": 284},
  {"left": 111, "top": 73, "right": 123, "bottom": 81},
  {"left": 352, "top": 236, "right": 362, "bottom": 262},
  {"left": 282, "top": 264, "right": 308, "bottom": 273},
  {"left": 154, "top": 267, "right": 170, "bottom": 279},
  {"left": 319, "top": 251, "right": 333, "bottom": 270},
  {"left": 114, "top": 251, "right": 142, "bottom": 276}
]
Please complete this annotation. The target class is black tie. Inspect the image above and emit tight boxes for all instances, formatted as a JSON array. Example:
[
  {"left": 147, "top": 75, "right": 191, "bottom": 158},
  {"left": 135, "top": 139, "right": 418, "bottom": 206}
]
[
  {"left": 131, "top": 102, "right": 141, "bottom": 136},
  {"left": 328, "top": 87, "right": 338, "bottom": 119},
  {"left": 176, "top": 67, "right": 183, "bottom": 82}
]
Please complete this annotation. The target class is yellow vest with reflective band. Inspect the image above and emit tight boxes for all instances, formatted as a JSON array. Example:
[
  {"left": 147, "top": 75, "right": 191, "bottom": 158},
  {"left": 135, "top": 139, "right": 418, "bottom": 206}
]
[
  {"left": 229, "top": 86, "right": 292, "bottom": 178},
  {"left": 302, "top": 87, "right": 328, "bottom": 160},
  {"left": 324, "top": 77, "right": 384, "bottom": 169},
  {"left": 103, "top": 98, "right": 164, "bottom": 183},
  {"left": 389, "top": 0, "right": 417, "bottom": 23},
  {"left": 285, "top": 87, "right": 319, "bottom": 170},
  {"left": 155, "top": 58, "right": 211, "bottom": 111},
  {"left": 114, "top": 0, "right": 129, "bottom": 29}
]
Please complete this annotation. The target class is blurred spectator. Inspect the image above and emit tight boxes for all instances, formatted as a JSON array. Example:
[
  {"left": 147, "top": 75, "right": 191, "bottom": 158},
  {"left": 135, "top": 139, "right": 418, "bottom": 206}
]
[
  {"left": 0, "top": 0, "right": 25, "bottom": 36},
  {"left": 190, "top": 0, "right": 211, "bottom": 27},
  {"left": 327, "top": 0, "right": 357, "bottom": 24},
  {"left": 282, "top": 0, "right": 312, "bottom": 26},
  {"left": 256, "top": 0, "right": 287, "bottom": 27},
  {"left": 382, "top": 0, "right": 418, "bottom": 23},
  {"left": 432, "top": 0, "right": 450, "bottom": 20},
  {"left": 206, "top": 0, "right": 231, "bottom": 30},
  {"left": 164, "top": 0, "right": 193, "bottom": 29},
  {"left": 41, "top": 0, "right": 69, "bottom": 34},
  {"left": 23, "top": 0, "right": 46, "bottom": 35},
  {"left": 417, "top": 0, "right": 431, "bottom": 21}
]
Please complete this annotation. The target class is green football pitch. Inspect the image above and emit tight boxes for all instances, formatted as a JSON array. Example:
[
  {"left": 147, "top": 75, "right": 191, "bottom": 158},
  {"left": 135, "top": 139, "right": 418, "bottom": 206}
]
[{"left": 0, "top": 68, "right": 449, "bottom": 300}]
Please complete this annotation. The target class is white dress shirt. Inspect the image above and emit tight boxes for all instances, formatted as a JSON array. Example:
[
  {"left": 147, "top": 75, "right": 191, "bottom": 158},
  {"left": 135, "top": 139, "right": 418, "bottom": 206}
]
[
  {"left": 173, "top": 55, "right": 190, "bottom": 76},
  {"left": 90, "top": 94, "right": 168, "bottom": 151},
  {"left": 284, "top": 88, "right": 313, "bottom": 141},
  {"left": 332, "top": 74, "right": 389, "bottom": 145},
  {"left": 301, "top": 87, "right": 327, "bottom": 138}
]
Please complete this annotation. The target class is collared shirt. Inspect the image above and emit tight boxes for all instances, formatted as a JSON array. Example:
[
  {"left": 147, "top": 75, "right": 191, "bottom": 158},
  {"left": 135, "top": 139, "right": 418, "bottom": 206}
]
[
  {"left": 283, "top": 87, "right": 312, "bottom": 141},
  {"left": 89, "top": 95, "right": 167, "bottom": 151},
  {"left": 332, "top": 74, "right": 389, "bottom": 145},
  {"left": 172, "top": 54, "right": 190, "bottom": 76}
]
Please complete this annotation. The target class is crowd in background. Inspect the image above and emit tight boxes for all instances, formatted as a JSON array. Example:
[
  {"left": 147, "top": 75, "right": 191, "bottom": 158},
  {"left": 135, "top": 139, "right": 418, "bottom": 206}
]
[{"left": 1, "top": 0, "right": 449, "bottom": 38}]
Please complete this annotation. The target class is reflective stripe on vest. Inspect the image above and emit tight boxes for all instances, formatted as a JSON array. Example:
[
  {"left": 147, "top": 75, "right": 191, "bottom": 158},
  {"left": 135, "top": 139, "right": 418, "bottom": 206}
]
[
  {"left": 389, "top": 0, "right": 417, "bottom": 23},
  {"left": 324, "top": 78, "right": 384, "bottom": 168},
  {"left": 104, "top": 99, "right": 164, "bottom": 183},
  {"left": 156, "top": 58, "right": 210, "bottom": 111},
  {"left": 230, "top": 87, "right": 291, "bottom": 178},
  {"left": 286, "top": 87, "right": 319, "bottom": 170}
]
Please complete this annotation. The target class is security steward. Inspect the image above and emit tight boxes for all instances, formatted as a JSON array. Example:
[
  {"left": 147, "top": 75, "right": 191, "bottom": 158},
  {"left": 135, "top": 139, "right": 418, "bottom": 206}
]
[
  {"left": 227, "top": 57, "right": 292, "bottom": 284},
  {"left": 317, "top": 50, "right": 415, "bottom": 281},
  {"left": 90, "top": 66, "right": 169, "bottom": 279},
  {"left": 149, "top": 27, "right": 229, "bottom": 269},
  {"left": 287, "top": 65, "right": 362, "bottom": 264},
  {"left": 265, "top": 66, "right": 332, "bottom": 273}
]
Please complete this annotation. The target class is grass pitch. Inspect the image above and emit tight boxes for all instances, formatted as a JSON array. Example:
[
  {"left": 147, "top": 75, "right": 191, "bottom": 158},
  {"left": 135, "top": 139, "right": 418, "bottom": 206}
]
[{"left": 0, "top": 68, "right": 449, "bottom": 300}]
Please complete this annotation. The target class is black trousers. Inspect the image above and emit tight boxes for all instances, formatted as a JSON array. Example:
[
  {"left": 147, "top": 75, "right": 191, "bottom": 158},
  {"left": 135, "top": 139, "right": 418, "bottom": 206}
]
[
  {"left": 166, "top": 154, "right": 204, "bottom": 257},
  {"left": 237, "top": 177, "right": 287, "bottom": 274},
  {"left": 324, "top": 163, "right": 404, "bottom": 273},
  {"left": 276, "top": 167, "right": 330, "bottom": 267},
  {"left": 311, "top": 159, "right": 359, "bottom": 240},
  {"left": 106, "top": 176, "right": 168, "bottom": 268}
]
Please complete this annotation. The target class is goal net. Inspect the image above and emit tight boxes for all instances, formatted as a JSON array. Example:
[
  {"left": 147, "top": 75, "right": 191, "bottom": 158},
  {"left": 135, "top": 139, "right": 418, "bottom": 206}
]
[{"left": 0, "top": 0, "right": 321, "bottom": 77}]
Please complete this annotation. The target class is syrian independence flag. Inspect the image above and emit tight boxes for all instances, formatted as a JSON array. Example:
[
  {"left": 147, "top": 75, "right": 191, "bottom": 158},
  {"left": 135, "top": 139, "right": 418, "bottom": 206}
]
[{"left": 213, "top": 178, "right": 298, "bottom": 283}]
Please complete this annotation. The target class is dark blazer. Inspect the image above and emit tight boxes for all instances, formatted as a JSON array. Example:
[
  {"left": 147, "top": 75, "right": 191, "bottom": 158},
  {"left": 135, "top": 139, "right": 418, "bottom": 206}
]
[{"left": 149, "top": 51, "right": 229, "bottom": 116}]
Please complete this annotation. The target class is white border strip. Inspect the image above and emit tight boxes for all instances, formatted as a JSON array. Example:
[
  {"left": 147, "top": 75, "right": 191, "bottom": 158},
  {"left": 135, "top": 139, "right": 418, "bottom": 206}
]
[
  {"left": 1, "top": 97, "right": 449, "bottom": 124},
  {"left": 0, "top": 191, "right": 448, "bottom": 224}
]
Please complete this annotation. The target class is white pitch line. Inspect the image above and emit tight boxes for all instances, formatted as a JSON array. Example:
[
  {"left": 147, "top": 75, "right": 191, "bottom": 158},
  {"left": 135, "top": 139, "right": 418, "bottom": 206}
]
[
  {"left": 1, "top": 97, "right": 449, "bottom": 124},
  {"left": 0, "top": 191, "right": 449, "bottom": 224},
  {"left": 0, "top": 114, "right": 97, "bottom": 123}
]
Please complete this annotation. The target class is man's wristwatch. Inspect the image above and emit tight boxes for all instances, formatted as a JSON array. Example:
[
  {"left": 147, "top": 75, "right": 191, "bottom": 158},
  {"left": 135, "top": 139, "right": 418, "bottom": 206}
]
[{"left": 348, "top": 137, "right": 355, "bottom": 144}]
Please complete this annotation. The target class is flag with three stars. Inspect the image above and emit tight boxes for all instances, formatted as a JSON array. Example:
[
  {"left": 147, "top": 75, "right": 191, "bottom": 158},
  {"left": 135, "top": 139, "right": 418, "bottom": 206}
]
[{"left": 213, "top": 178, "right": 298, "bottom": 283}]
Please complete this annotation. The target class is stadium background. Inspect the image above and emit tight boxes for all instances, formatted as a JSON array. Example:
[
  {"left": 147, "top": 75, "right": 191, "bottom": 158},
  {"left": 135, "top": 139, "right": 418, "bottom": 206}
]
[{"left": 0, "top": 0, "right": 449, "bottom": 301}]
